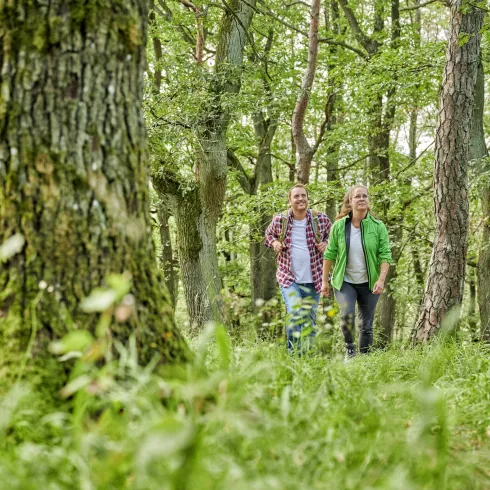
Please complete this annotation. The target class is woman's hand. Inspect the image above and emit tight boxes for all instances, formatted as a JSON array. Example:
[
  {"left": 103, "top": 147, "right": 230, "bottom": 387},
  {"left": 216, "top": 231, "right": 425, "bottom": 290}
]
[
  {"left": 321, "top": 282, "right": 330, "bottom": 297},
  {"left": 316, "top": 242, "right": 327, "bottom": 254},
  {"left": 372, "top": 279, "right": 385, "bottom": 295}
]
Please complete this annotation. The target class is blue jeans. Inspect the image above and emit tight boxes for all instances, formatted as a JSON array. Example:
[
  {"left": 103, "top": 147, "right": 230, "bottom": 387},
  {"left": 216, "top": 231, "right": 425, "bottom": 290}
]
[
  {"left": 334, "top": 281, "right": 380, "bottom": 353},
  {"left": 280, "top": 282, "right": 320, "bottom": 353}
]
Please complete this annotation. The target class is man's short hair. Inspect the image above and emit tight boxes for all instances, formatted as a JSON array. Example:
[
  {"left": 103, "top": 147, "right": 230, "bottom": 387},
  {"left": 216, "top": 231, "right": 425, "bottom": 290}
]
[{"left": 288, "top": 183, "right": 308, "bottom": 200}]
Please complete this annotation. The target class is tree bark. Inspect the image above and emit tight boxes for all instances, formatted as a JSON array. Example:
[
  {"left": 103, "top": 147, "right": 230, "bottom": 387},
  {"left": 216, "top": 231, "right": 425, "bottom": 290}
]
[
  {"left": 413, "top": 1, "right": 485, "bottom": 343},
  {"left": 0, "top": 0, "right": 190, "bottom": 384},
  {"left": 468, "top": 59, "right": 490, "bottom": 341}
]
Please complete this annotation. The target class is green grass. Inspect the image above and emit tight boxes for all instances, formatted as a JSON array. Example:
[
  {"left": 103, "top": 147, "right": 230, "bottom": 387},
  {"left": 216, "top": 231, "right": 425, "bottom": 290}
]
[{"left": 1, "top": 330, "right": 489, "bottom": 489}]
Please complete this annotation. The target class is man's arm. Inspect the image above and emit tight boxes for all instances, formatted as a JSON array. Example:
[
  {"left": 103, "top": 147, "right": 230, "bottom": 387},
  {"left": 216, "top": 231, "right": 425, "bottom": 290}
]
[{"left": 264, "top": 215, "right": 283, "bottom": 252}]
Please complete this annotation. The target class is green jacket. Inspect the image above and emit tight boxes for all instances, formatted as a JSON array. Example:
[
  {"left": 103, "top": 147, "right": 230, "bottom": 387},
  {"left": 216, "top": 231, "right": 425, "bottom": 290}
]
[{"left": 323, "top": 213, "right": 392, "bottom": 291}]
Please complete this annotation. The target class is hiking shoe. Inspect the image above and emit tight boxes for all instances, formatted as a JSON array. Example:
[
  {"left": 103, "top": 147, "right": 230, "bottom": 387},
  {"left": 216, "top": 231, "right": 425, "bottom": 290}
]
[{"left": 344, "top": 344, "right": 356, "bottom": 362}]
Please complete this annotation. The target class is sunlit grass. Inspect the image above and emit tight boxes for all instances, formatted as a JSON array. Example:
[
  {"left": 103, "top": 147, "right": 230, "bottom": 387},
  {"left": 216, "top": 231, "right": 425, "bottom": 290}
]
[{"left": 1, "top": 330, "right": 489, "bottom": 489}]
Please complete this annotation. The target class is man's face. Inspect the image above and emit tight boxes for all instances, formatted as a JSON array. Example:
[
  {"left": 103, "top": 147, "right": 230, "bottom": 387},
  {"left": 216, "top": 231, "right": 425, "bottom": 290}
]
[{"left": 288, "top": 187, "right": 308, "bottom": 212}]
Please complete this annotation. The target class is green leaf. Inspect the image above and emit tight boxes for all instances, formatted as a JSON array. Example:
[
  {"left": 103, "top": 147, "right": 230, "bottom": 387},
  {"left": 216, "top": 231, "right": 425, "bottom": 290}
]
[
  {"left": 106, "top": 273, "right": 132, "bottom": 300},
  {"left": 215, "top": 324, "right": 231, "bottom": 370},
  {"left": 80, "top": 288, "right": 118, "bottom": 312},
  {"left": 0, "top": 234, "right": 25, "bottom": 262},
  {"left": 49, "top": 331, "right": 94, "bottom": 355}
]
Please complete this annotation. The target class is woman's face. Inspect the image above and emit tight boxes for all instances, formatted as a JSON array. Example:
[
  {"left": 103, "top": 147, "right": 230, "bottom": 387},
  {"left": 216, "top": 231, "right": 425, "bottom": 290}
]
[{"left": 350, "top": 186, "right": 369, "bottom": 212}]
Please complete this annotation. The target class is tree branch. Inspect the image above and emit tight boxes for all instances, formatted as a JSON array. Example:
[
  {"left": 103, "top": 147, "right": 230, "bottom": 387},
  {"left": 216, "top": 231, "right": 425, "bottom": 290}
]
[
  {"left": 285, "top": 0, "right": 310, "bottom": 7},
  {"left": 272, "top": 153, "right": 295, "bottom": 170},
  {"left": 318, "top": 153, "right": 371, "bottom": 172},
  {"left": 227, "top": 149, "right": 253, "bottom": 194},
  {"left": 337, "top": 0, "right": 371, "bottom": 53},
  {"left": 318, "top": 37, "right": 368, "bottom": 59},
  {"left": 400, "top": 0, "right": 441, "bottom": 11},
  {"left": 392, "top": 140, "right": 434, "bottom": 179},
  {"left": 312, "top": 93, "right": 335, "bottom": 153}
]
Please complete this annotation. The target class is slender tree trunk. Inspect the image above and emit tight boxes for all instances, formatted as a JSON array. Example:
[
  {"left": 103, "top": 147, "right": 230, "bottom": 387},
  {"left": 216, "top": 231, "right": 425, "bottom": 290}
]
[
  {"left": 469, "top": 59, "right": 490, "bottom": 341},
  {"left": 292, "top": 0, "right": 321, "bottom": 184},
  {"left": 412, "top": 245, "right": 426, "bottom": 299},
  {"left": 413, "top": 1, "right": 485, "bottom": 343},
  {"left": 157, "top": 204, "right": 178, "bottom": 308},
  {"left": 373, "top": 0, "right": 400, "bottom": 346},
  {"left": 0, "top": 0, "right": 190, "bottom": 385},
  {"left": 323, "top": 1, "right": 342, "bottom": 220},
  {"left": 468, "top": 266, "right": 477, "bottom": 334},
  {"left": 479, "top": 186, "right": 490, "bottom": 341},
  {"left": 250, "top": 116, "right": 278, "bottom": 312}
]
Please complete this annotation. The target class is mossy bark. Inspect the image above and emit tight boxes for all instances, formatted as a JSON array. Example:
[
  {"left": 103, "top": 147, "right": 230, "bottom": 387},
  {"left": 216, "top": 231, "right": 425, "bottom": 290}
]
[
  {"left": 0, "top": 0, "right": 190, "bottom": 386},
  {"left": 151, "top": 170, "right": 211, "bottom": 332}
]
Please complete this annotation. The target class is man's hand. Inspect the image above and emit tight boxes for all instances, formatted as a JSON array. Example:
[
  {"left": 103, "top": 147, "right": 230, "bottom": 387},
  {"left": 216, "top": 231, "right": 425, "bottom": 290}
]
[
  {"left": 321, "top": 282, "right": 330, "bottom": 297},
  {"left": 316, "top": 242, "right": 327, "bottom": 254},
  {"left": 272, "top": 240, "right": 284, "bottom": 253},
  {"left": 372, "top": 279, "right": 385, "bottom": 295}
]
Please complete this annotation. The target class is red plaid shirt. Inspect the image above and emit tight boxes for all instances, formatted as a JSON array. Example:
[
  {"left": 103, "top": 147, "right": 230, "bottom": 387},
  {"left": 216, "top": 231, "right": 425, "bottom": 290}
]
[{"left": 264, "top": 209, "right": 332, "bottom": 293}]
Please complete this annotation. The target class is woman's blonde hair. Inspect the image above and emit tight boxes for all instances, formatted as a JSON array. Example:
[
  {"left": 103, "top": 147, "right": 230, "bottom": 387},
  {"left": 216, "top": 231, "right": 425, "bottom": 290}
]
[{"left": 335, "top": 184, "right": 370, "bottom": 221}]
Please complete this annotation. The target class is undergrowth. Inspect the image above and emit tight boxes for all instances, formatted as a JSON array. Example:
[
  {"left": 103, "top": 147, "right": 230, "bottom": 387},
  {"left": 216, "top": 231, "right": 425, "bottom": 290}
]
[{"left": 0, "top": 328, "right": 489, "bottom": 490}]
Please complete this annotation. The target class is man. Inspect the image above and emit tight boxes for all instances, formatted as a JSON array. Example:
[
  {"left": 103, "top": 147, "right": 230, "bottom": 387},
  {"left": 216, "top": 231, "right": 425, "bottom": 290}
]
[{"left": 265, "top": 184, "right": 332, "bottom": 353}]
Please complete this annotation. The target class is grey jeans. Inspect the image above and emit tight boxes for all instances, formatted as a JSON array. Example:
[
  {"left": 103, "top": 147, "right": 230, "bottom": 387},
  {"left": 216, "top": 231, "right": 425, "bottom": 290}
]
[{"left": 334, "top": 281, "right": 380, "bottom": 353}]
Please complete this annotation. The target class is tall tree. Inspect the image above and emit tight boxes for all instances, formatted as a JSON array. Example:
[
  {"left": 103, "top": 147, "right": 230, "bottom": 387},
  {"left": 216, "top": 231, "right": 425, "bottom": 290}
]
[
  {"left": 152, "top": 0, "right": 257, "bottom": 330},
  {"left": 0, "top": 0, "right": 190, "bottom": 383},
  {"left": 469, "top": 59, "right": 490, "bottom": 341},
  {"left": 227, "top": 29, "right": 278, "bottom": 313},
  {"left": 413, "top": 0, "right": 485, "bottom": 342}
]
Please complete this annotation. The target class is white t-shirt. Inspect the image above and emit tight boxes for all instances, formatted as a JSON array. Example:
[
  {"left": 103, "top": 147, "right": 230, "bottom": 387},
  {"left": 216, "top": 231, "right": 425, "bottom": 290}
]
[
  {"left": 344, "top": 224, "right": 368, "bottom": 284},
  {"left": 290, "top": 218, "right": 313, "bottom": 284}
]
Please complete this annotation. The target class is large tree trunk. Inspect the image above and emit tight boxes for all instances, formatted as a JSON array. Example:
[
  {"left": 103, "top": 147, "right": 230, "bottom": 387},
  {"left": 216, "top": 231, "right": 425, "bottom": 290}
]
[
  {"left": 0, "top": 0, "right": 190, "bottom": 384},
  {"left": 468, "top": 60, "right": 490, "bottom": 341},
  {"left": 413, "top": 1, "right": 485, "bottom": 343}
]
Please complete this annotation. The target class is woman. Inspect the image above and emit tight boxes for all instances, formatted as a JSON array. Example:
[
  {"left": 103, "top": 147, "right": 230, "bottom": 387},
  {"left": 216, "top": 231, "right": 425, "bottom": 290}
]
[{"left": 321, "top": 185, "right": 392, "bottom": 358}]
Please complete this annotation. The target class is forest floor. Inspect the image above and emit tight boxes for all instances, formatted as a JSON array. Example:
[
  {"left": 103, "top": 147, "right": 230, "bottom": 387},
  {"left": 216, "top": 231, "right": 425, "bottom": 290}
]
[{"left": 1, "top": 329, "right": 489, "bottom": 489}]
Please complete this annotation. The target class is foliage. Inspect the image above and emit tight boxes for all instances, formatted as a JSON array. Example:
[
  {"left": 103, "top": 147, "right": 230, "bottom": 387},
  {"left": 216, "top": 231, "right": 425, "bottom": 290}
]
[{"left": 1, "top": 328, "right": 489, "bottom": 489}]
